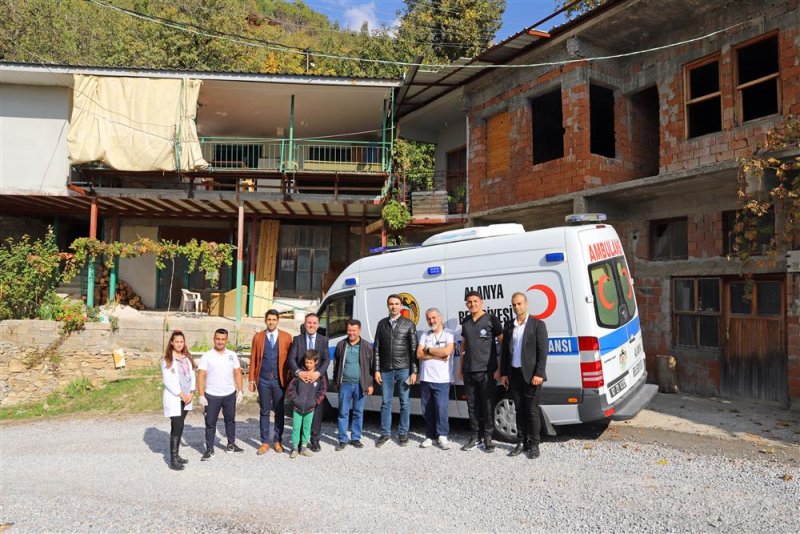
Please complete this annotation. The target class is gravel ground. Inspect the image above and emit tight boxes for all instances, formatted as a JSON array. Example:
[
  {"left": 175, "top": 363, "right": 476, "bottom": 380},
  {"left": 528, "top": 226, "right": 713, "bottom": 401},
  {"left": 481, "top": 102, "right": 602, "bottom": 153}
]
[{"left": 1, "top": 411, "right": 798, "bottom": 533}]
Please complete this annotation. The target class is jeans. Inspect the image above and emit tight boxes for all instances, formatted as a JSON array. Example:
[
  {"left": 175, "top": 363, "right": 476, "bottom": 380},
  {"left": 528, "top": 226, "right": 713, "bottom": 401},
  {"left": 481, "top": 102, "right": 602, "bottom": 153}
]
[
  {"left": 258, "top": 380, "right": 285, "bottom": 444},
  {"left": 509, "top": 368, "right": 542, "bottom": 445},
  {"left": 205, "top": 391, "right": 236, "bottom": 450},
  {"left": 292, "top": 410, "right": 314, "bottom": 449},
  {"left": 338, "top": 382, "right": 366, "bottom": 442},
  {"left": 463, "top": 371, "right": 495, "bottom": 440},
  {"left": 420, "top": 382, "right": 450, "bottom": 439},
  {"left": 379, "top": 368, "right": 411, "bottom": 437}
]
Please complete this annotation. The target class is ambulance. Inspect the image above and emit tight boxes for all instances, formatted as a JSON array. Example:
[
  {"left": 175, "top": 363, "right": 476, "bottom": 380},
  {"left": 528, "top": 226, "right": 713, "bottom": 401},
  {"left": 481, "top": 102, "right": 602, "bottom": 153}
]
[{"left": 315, "top": 215, "right": 658, "bottom": 439}]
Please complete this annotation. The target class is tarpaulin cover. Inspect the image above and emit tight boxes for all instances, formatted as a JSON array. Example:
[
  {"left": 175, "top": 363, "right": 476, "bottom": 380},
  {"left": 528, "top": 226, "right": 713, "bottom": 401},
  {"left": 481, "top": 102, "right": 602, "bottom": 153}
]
[{"left": 67, "top": 75, "right": 208, "bottom": 172}]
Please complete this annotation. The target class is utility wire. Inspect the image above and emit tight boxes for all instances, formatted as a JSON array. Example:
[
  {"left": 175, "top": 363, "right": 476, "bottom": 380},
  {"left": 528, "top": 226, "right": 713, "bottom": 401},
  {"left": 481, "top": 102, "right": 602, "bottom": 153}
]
[{"left": 87, "top": 0, "right": 749, "bottom": 71}]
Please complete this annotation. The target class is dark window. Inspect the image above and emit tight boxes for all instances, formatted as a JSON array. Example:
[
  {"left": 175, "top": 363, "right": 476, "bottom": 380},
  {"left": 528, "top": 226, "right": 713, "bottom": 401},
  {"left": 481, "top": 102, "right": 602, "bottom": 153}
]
[
  {"left": 213, "top": 143, "right": 262, "bottom": 168},
  {"left": 590, "top": 84, "right": 615, "bottom": 157},
  {"left": 673, "top": 278, "right": 721, "bottom": 349},
  {"left": 317, "top": 290, "right": 354, "bottom": 339},
  {"left": 729, "top": 280, "right": 782, "bottom": 317},
  {"left": 651, "top": 218, "right": 688, "bottom": 260},
  {"left": 532, "top": 89, "right": 564, "bottom": 164},
  {"left": 685, "top": 58, "right": 722, "bottom": 138},
  {"left": 308, "top": 146, "right": 352, "bottom": 162},
  {"left": 722, "top": 209, "right": 775, "bottom": 256},
  {"left": 629, "top": 86, "right": 660, "bottom": 178},
  {"left": 736, "top": 35, "right": 780, "bottom": 122}
]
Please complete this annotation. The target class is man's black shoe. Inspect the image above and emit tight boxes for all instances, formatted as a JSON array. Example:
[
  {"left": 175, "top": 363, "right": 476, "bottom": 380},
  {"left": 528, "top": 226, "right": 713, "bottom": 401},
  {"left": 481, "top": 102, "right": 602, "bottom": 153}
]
[
  {"left": 309, "top": 442, "right": 322, "bottom": 453},
  {"left": 335, "top": 442, "right": 347, "bottom": 451},
  {"left": 527, "top": 444, "right": 541, "bottom": 459},
  {"left": 226, "top": 443, "right": 244, "bottom": 453},
  {"left": 461, "top": 436, "right": 480, "bottom": 451},
  {"left": 376, "top": 435, "right": 390, "bottom": 448},
  {"left": 483, "top": 438, "right": 496, "bottom": 453},
  {"left": 508, "top": 443, "right": 524, "bottom": 457},
  {"left": 351, "top": 440, "right": 364, "bottom": 449},
  {"left": 201, "top": 450, "right": 214, "bottom": 461},
  {"left": 398, "top": 434, "right": 410, "bottom": 447}
]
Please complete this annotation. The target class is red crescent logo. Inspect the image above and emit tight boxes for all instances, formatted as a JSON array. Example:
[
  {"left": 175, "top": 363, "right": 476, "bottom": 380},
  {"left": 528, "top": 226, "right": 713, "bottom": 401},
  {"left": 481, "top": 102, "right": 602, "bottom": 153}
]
[
  {"left": 621, "top": 267, "right": 633, "bottom": 299},
  {"left": 526, "top": 284, "right": 557, "bottom": 319},
  {"left": 597, "top": 274, "right": 615, "bottom": 310}
]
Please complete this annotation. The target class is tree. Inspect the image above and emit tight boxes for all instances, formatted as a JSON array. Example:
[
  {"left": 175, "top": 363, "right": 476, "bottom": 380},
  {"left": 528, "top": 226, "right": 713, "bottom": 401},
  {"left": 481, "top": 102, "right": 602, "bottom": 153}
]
[
  {"left": 395, "top": 0, "right": 505, "bottom": 64},
  {"left": 556, "top": 0, "right": 607, "bottom": 19}
]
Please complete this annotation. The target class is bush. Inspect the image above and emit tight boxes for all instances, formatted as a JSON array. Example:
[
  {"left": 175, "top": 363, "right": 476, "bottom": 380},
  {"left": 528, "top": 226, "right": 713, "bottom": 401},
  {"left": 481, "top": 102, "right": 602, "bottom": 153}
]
[
  {"left": 64, "top": 376, "right": 93, "bottom": 399},
  {"left": 0, "top": 230, "right": 64, "bottom": 320}
]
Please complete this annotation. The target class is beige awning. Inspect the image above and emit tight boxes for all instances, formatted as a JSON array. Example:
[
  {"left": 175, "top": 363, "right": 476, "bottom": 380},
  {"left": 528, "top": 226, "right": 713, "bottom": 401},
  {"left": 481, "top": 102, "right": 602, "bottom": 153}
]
[{"left": 67, "top": 75, "right": 208, "bottom": 172}]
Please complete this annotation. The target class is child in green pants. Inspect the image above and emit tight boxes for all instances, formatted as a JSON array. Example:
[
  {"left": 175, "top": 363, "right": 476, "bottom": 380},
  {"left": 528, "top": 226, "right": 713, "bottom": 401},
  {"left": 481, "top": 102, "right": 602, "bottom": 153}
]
[{"left": 287, "top": 350, "right": 326, "bottom": 458}]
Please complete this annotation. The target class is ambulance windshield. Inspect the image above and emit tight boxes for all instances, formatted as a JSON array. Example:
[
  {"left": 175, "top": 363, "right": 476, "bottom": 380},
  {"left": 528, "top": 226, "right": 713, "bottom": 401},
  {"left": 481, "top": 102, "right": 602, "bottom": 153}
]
[{"left": 588, "top": 257, "right": 637, "bottom": 329}]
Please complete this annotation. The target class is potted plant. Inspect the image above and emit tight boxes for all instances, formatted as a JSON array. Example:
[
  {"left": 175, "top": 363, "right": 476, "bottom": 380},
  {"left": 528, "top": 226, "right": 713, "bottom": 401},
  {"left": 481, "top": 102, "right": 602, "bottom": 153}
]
[{"left": 447, "top": 184, "right": 466, "bottom": 214}]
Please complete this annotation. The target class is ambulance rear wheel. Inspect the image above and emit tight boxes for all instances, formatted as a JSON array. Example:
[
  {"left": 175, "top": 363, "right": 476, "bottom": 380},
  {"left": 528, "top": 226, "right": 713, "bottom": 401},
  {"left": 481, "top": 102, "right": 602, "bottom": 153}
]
[{"left": 493, "top": 397, "right": 518, "bottom": 443}]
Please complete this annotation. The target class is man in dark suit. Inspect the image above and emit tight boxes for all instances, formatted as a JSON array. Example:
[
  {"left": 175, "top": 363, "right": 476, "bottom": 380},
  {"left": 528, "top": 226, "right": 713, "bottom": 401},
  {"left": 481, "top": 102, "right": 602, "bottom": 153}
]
[
  {"left": 500, "top": 292, "right": 549, "bottom": 459},
  {"left": 288, "top": 313, "right": 329, "bottom": 452}
]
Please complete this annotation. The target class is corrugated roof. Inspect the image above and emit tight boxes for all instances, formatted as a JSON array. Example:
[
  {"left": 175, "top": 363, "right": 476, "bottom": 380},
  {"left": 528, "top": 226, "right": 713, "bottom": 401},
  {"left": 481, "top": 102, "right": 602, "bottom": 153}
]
[{"left": 395, "top": 0, "right": 630, "bottom": 118}]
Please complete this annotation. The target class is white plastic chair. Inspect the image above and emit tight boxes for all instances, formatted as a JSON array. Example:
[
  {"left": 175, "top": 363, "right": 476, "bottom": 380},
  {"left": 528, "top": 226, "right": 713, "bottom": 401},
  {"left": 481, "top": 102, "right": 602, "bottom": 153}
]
[{"left": 180, "top": 288, "right": 204, "bottom": 314}]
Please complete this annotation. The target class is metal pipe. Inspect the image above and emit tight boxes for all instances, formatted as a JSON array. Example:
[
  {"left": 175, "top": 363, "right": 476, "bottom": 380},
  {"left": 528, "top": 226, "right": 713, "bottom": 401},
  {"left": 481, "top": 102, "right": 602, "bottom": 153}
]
[
  {"left": 109, "top": 213, "right": 119, "bottom": 304},
  {"left": 235, "top": 203, "right": 245, "bottom": 326},
  {"left": 248, "top": 216, "right": 257, "bottom": 317}
]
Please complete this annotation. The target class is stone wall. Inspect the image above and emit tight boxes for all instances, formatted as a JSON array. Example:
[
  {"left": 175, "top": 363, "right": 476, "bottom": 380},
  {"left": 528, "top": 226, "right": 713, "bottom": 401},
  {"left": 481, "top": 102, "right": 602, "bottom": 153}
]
[{"left": 0, "top": 321, "right": 161, "bottom": 407}]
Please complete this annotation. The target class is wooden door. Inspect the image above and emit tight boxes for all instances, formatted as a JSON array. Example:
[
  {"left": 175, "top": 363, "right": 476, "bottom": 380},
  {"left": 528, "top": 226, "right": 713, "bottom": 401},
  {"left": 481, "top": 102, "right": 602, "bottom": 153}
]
[{"left": 722, "top": 278, "right": 787, "bottom": 402}]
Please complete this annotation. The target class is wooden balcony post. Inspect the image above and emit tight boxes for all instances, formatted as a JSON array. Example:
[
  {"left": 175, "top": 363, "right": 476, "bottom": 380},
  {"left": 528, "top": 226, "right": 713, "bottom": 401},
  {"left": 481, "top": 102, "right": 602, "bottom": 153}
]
[
  {"left": 86, "top": 197, "right": 98, "bottom": 308},
  {"left": 109, "top": 213, "right": 119, "bottom": 304}
]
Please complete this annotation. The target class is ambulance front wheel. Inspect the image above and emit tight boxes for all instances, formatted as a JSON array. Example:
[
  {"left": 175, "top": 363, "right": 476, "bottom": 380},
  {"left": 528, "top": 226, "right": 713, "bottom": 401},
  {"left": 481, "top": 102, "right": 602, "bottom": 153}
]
[{"left": 493, "top": 397, "right": 518, "bottom": 442}]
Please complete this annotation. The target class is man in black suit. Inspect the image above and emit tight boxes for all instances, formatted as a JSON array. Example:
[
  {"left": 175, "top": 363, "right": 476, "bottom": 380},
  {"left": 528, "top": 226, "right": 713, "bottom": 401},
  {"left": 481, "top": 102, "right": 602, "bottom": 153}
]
[
  {"left": 500, "top": 292, "right": 548, "bottom": 459},
  {"left": 288, "top": 313, "right": 330, "bottom": 452}
]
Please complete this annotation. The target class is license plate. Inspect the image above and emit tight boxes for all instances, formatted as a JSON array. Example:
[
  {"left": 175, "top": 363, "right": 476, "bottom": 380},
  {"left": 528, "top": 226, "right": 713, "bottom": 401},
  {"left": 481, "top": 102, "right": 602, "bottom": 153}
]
[
  {"left": 632, "top": 359, "right": 644, "bottom": 377},
  {"left": 608, "top": 378, "right": 627, "bottom": 398}
]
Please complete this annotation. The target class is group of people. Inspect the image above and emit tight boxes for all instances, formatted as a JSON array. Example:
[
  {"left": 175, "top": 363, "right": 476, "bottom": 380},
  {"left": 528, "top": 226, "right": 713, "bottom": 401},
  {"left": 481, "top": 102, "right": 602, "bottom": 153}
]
[{"left": 160, "top": 291, "right": 548, "bottom": 471}]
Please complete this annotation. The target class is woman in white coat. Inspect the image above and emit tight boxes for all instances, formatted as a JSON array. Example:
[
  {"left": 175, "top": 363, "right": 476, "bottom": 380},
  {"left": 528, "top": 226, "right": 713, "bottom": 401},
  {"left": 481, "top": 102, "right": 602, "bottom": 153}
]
[{"left": 162, "top": 330, "right": 196, "bottom": 471}]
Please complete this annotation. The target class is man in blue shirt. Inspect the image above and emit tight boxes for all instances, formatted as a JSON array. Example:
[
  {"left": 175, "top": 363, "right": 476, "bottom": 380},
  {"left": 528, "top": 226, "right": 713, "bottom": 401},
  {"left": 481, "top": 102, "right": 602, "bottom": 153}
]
[{"left": 332, "top": 319, "right": 374, "bottom": 450}]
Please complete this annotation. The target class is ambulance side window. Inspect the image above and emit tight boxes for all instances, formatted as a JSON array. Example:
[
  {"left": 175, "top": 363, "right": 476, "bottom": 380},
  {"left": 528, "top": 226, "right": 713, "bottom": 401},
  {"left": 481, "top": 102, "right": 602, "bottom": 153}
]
[
  {"left": 590, "top": 262, "right": 622, "bottom": 328},
  {"left": 317, "top": 291, "right": 354, "bottom": 339},
  {"left": 614, "top": 258, "right": 637, "bottom": 317}
]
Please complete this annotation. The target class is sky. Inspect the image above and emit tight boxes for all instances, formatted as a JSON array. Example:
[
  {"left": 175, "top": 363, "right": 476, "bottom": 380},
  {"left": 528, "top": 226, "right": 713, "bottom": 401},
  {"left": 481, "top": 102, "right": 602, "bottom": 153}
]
[{"left": 303, "top": 0, "right": 569, "bottom": 42}]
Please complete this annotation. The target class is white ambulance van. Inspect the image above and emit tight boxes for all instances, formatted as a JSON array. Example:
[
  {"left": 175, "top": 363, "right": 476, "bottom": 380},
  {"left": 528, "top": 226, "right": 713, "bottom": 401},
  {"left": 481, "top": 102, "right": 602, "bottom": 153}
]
[{"left": 315, "top": 216, "right": 658, "bottom": 439}]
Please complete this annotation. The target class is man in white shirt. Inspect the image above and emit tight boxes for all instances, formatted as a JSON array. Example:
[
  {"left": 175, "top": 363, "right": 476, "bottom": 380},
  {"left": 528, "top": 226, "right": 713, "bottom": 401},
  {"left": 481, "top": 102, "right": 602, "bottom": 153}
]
[
  {"left": 416, "top": 308, "right": 455, "bottom": 450},
  {"left": 197, "top": 328, "right": 244, "bottom": 460}
]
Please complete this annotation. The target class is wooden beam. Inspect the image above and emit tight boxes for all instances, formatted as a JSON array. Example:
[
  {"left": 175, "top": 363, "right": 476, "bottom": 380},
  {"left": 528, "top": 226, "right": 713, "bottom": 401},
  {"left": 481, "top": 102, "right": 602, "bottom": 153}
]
[
  {"left": 365, "top": 218, "right": 383, "bottom": 234},
  {"left": 260, "top": 201, "right": 278, "bottom": 215},
  {"left": 281, "top": 202, "right": 296, "bottom": 216},
  {"left": 301, "top": 202, "right": 313, "bottom": 216},
  {"left": 243, "top": 200, "right": 260, "bottom": 214},
  {"left": 322, "top": 204, "right": 332, "bottom": 217}
]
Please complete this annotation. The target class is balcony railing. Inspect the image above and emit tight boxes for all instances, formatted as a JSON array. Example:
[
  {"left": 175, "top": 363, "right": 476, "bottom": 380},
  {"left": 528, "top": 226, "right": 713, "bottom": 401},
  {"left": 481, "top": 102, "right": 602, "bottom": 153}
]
[{"left": 200, "top": 137, "right": 390, "bottom": 174}]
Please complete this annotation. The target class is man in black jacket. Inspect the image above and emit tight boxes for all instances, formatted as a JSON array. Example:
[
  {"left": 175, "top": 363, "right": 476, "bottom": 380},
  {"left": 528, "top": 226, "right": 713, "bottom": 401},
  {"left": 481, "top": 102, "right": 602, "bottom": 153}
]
[
  {"left": 287, "top": 313, "right": 329, "bottom": 452},
  {"left": 373, "top": 294, "right": 418, "bottom": 447},
  {"left": 332, "top": 319, "right": 374, "bottom": 451},
  {"left": 500, "top": 292, "right": 549, "bottom": 459}
]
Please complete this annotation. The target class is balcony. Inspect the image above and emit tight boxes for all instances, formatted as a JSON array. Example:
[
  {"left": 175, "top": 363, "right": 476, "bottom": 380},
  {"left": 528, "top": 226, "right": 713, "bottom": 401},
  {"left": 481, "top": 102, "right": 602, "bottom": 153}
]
[{"left": 200, "top": 137, "right": 390, "bottom": 175}]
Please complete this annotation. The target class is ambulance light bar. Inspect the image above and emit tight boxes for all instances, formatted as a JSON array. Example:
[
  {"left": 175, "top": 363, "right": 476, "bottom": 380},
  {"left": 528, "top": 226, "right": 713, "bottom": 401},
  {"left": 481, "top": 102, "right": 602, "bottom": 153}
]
[
  {"left": 565, "top": 213, "right": 607, "bottom": 224},
  {"left": 422, "top": 223, "right": 525, "bottom": 247},
  {"left": 344, "top": 277, "right": 358, "bottom": 286}
]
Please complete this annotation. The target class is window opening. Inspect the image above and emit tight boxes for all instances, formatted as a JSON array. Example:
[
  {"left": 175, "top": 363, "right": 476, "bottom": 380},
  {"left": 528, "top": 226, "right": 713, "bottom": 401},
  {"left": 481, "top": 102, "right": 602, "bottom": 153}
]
[
  {"left": 532, "top": 88, "right": 564, "bottom": 163},
  {"left": 736, "top": 35, "right": 780, "bottom": 122},
  {"left": 685, "top": 58, "right": 722, "bottom": 138},
  {"left": 590, "top": 84, "right": 615, "bottom": 157}
]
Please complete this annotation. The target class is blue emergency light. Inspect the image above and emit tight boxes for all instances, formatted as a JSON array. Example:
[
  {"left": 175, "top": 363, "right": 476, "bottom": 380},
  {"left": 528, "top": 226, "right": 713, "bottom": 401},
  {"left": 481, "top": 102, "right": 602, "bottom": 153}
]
[
  {"left": 545, "top": 252, "right": 565, "bottom": 262},
  {"left": 344, "top": 277, "right": 358, "bottom": 286},
  {"left": 427, "top": 266, "right": 442, "bottom": 275}
]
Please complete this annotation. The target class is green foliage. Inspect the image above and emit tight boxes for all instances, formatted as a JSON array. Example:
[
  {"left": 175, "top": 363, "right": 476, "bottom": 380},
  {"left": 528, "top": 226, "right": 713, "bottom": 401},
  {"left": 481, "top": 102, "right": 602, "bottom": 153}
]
[
  {"left": 0, "top": 229, "right": 65, "bottom": 321},
  {"left": 393, "top": 138, "right": 436, "bottom": 191},
  {"left": 556, "top": 0, "right": 607, "bottom": 19},
  {"left": 69, "top": 237, "right": 234, "bottom": 283},
  {"left": 733, "top": 115, "right": 800, "bottom": 268},
  {"left": 64, "top": 376, "right": 93, "bottom": 399},
  {"left": 190, "top": 339, "right": 211, "bottom": 353},
  {"left": 1, "top": 0, "right": 506, "bottom": 77},
  {"left": 382, "top": 199, "right": 411, "bottom": 231},
  {"left": 396, "top": 0, "right": 505, "bottom": 64}
]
